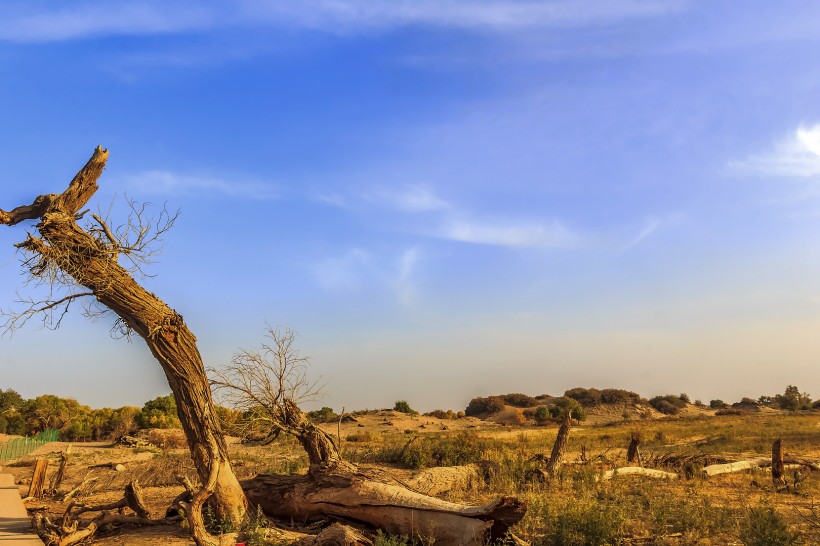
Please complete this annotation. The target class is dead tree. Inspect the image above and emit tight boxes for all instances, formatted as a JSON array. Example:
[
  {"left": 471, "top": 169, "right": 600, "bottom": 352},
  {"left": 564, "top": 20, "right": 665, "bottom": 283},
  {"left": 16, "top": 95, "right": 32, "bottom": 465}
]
[
  {"left": 0, "top": 147, "right": 247, "bottom": 527},
  {"left": 545, "top": 413, "right": 572, "bottom": 478},
  {"left": 212, "top": 327, "right": 527, "bottom": 545},
  {"left": 49, "top": 451, "right": 70, "bottom": 492},
  {"left": 626, "top": 431, "right": 642, "bottom": 465},
  {"left": 772, "top": 439, "right": 785, "bottom": 487},
  {"left": 210, "top": 327, "right": 342, "bottom": 471}
]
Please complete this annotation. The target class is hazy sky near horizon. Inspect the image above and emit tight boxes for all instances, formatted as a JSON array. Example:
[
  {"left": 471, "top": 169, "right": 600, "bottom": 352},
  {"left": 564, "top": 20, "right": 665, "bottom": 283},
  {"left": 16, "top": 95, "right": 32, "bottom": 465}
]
[{"left": 2, "top": 1, "right": 820, "bottom": 412}]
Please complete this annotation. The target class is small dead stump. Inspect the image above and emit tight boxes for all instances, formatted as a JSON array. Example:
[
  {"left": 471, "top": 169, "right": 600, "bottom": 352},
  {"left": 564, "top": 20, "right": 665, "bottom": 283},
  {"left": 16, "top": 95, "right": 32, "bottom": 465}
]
[{"left": 27, "top": 458, "right": 49, "bottom": 499}]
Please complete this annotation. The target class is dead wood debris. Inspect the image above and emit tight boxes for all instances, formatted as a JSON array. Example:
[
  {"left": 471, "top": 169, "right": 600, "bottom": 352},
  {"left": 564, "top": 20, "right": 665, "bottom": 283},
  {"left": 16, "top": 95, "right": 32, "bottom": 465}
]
[{"left": 31, "top": 480, "right": 161, "bottom": 546}]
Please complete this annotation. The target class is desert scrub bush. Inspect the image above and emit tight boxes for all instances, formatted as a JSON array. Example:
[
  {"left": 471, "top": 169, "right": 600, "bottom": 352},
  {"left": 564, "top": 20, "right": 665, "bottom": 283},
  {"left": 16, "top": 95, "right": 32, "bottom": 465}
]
[
  {"left": 739, "top": 506, "right": 801, "bottom": 546},
  {"left": 143, "top": 428, "right": 187, "bottom": 449},
  {"left": 600, "top": 388, "right": 643, "bottom": 405},
  {"left": 366, "top": 431, "right": 488, "bottom": 469},
  {"left": 423, "top": 409, "right": 458, "bottom": 419},
  {"left": 716, "top": 408, "right": 746, "bottom": 416},
  {"left": 346, "top": 430, "right": 378, "bottom": 442},
  {"left": 306, "top": 406, "right": 338, "bottom": 423},
  {"left": 549, "top": 397, "right": 586, "bottom": 421},
  {"left": 648, "top": 489, "right": 737, "bottom": 539},
  {"left": 394, "top": 400, "right": 418, "bottom": 415},
  {"left": 265, "top": 456, "right": 306, "bottom": 475},
  {"left": 564, "top": 387, "right": 602, "bottom": 407},
  {"left": 649, "top": 395, "right": 687, "bottom": 415},
  {"left": 524, "top": 490, "right": 626, "bottom": 546},
  {"left": 465, "top": 395, "right": 506, "bottom": 416},
  {"left": 241, "top": 505, "right": 271, "bottom": 546},
  {"left": 500, "top": 393, "right": 539, "bottom": 408}
]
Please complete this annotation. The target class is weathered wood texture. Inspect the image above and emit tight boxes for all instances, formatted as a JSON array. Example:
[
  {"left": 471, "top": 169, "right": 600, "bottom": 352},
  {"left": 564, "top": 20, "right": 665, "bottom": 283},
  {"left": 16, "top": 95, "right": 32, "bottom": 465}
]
[
  {"left": 242, "top": 471, "right": 525, "bottom": 546},
  {"left": 27, "top": 459, "right": 48, "bottom": 499}
]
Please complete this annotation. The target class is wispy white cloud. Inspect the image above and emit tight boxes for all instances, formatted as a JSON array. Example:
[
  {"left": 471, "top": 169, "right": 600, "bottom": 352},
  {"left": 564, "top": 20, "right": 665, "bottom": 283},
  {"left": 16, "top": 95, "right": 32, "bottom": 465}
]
[
  {"left": 124, "top": 170, "right": 278, "bottom": 199},
  {"left": 355, "top": 184, "right": 575, "bottom": 248},
  {"left": 0, "top": 0, "right": 687, "bottom": 42},
  {"left": 441, "top": 217, "right": 575, "bottom": 248},
  {"left": 241, "top": 0, "right": 686, "bottom": 32},
  {"left": 622, "top": 213, "right": 686, "bottom": 250},
  {"left": 311, "top": 246, "right": 422, "bottom": 304},
  {"left": 394, "top": 247, "right": 421, "bottom": 305},
  {"left": 730, "top": 124, "right": 820, "bottom": 177},
  {"left": 366, "top": 184, "right": 450, "bottom": 212},
  {"left": 0, "top": 2, "right": 212, "bottom": 42}
]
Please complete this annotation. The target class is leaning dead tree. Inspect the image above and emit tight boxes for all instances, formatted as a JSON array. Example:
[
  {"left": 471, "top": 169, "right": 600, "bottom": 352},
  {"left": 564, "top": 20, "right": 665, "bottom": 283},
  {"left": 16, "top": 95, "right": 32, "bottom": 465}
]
[
  {"left": 209, "top": 327, "right": 341, "bottom": 470},
  {"left": 212, "top": 327, "right": 527, "bottom": 545},
  {"left": 3, "top": 149, "right": 526, "bottom": 544},
  {"left": 0, "top": 147, "right": 247, "bottom": 528}
]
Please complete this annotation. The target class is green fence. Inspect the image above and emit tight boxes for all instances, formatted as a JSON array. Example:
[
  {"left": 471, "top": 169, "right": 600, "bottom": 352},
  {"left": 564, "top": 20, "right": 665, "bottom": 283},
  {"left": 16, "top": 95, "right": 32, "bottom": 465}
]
[{"left": 0, "top": 429, "right": 58, "bottom": 463}]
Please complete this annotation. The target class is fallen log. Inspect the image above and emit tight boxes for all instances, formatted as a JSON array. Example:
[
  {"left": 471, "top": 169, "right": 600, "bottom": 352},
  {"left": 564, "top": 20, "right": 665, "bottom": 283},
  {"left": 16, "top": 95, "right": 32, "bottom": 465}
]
[
  {"left": 601, "top": 467, "right": 679, "bottom": 480},
  {"left": 702, "top": 457, "right": 770, "bottom": 477},
  {"left": 242, "top": 471, "right": 525, "bottom": 545},
  {"left": 407, "top": 463, "right": 491, "bottom": 497}
]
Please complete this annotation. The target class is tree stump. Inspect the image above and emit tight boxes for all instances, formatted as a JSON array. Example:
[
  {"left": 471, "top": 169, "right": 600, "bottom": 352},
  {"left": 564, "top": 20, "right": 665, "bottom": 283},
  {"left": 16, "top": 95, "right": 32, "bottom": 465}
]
[
  {"left": 27, "top": 458, "right": 49, "bottom": 499},
  {"left": 772, "top": 439, "right": 785, "bottom": 487},
  {"left": 627, "top": 432, "right": 642, "bottom": 465}
]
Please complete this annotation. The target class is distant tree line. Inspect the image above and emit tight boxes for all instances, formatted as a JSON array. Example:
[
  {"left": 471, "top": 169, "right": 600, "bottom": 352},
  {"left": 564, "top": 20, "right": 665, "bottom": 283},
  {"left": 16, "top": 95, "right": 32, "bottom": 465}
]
[
  {"left": 0, "top": 389, "right": 241, "bottom": 441},
  {"left": 462, "top": 385, "right": 820, "bottom": 419}
]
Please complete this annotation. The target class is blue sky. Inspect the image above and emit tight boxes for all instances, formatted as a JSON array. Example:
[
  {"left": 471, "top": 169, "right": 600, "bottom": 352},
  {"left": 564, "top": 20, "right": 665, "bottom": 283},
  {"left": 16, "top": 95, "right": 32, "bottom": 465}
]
[{"left": 2, "top": 1, "right": 820, "bottom": 411}]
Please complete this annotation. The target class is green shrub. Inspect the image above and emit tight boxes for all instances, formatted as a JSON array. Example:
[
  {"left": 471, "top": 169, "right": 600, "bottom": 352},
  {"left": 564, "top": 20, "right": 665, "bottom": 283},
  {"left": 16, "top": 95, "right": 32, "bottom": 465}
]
[
  {"left": 346, "top": 430, "right": 377, "bottom": 442},
  {"left": 307, "top": 406, "right": 338, "bottom": 423},
  {"left": 500, "top": 393, "right": 539, "bottom": 408},
  {"left": 548, "top": 500, "right": 625, "bottom": 546},
  {"left": 564, "top": 387, "right": 602, "bottom": 407},
  {"left": 549, "top": 397, "right": 586, "bottom": 421},
  {"left": 600, "top": 388, "right": 643, "bottom": 405},
  {"left": 465, "top": 396, "right": 505, "bottom": 416},
  {"left": 394, "top": 400, "right": 418, "bottom": 415},
  {"left": 372, "top": 431, "right": 486, "bottom": 469},
  {"left": 423, "top": 409, "right": 457, "bottom": 419},
  {"left": 649, "top": 395, "right": 687, "bottom": 415},
  {"left": 739, "top": 506, "right": 801, "bottom": 546},
  {"left": 534, "top": 406, "right": 551, "bottom": 424}
]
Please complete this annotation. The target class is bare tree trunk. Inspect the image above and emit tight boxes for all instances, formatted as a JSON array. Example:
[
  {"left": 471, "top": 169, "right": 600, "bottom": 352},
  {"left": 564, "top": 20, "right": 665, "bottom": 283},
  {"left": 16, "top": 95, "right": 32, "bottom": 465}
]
[
  {"left": 772, "top": 439, "right": 785, "bottom": 487},
  {"left": 627, "top": 432, "right": 641, "bottom": 465},
  {"left": 281, "top": 400, "right": 346, "bottom": 472},
  {"left": 27, "top": 459, "right": 49, "bottom": 499},
  {"left": 545, "top": 414, "right": 571, "bottom": 477},
  {"left": 49, "top": 451, "right": 70, "bottom": 492},
  {"left": 1, "top": 148, "right": 247, "bottom": 525}
]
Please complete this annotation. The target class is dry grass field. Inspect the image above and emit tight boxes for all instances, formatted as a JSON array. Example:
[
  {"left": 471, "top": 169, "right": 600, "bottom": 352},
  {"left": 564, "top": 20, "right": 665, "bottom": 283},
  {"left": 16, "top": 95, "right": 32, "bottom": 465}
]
[{"left": 6, "top": 409, "right": 820, "bottom": 545}]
